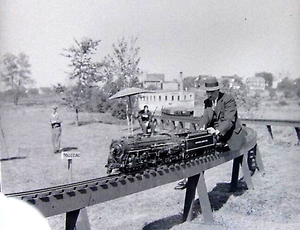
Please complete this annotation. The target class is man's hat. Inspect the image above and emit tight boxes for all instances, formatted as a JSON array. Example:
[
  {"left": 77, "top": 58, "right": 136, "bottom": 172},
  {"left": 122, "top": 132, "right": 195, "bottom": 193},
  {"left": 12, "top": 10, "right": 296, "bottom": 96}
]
[
  {"left": 52, "top": 105, "right": 58, "bottom": 109},
  {"left": 204, "top": 76, "right": 220, "bottom": 91}
]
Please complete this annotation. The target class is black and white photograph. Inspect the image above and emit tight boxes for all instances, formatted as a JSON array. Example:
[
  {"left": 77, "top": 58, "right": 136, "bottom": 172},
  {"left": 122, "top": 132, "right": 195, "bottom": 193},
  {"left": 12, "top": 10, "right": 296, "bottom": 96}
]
[{"left": 0, "top": 1, "right": 299, "bottom": 229}]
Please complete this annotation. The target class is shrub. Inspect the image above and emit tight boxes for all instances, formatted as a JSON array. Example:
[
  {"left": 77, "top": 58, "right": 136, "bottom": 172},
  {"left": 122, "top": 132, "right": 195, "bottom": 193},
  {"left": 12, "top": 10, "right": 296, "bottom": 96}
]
[
  {"left": 84, "top": 90, "right": 110, "bottom": 113},
  {"left": 110, "top": 101, "right": 127, "bottom": 120},
  {"left": 284, "top": 91, "right": 293, "bottom": 98},
  {"left": 278, "top": 100, "right": 289, "bottom": 106}
]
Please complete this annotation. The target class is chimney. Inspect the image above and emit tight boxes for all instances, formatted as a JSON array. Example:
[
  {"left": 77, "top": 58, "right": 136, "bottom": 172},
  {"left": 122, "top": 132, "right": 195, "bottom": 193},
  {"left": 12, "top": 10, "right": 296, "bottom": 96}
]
[{"left": 179, "top": 72, "right": 184, "bottom": 92}]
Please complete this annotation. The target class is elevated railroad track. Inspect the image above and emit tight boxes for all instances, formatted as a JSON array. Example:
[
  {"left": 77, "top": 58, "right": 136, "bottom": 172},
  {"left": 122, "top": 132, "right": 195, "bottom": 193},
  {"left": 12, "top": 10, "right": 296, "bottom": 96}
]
[
  {"left": 156, "top": 115, "right": 300, "bottom": 144},
  {"left": 5, "top": 127, "right": 260, "bottom": 229}
]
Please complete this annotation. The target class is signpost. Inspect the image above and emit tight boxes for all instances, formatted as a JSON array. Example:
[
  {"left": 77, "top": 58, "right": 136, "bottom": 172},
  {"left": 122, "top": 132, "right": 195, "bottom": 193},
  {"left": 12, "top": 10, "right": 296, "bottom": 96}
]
[
  {"left": 61, "top": 149, "right": 91, "bottom": 230},
  {"left": 61, "top": 150, "right": 80, "bottom": 183}
]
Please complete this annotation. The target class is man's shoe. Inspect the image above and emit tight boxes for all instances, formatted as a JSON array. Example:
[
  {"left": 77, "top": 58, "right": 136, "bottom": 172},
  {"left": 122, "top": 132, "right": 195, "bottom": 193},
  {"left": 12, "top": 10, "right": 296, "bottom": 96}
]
[
  {"left": 174, "top": 180, "right": 187, "bottom": 190},
  {"left": 174, "top": 184, "right": 187, "bottom": 190}
]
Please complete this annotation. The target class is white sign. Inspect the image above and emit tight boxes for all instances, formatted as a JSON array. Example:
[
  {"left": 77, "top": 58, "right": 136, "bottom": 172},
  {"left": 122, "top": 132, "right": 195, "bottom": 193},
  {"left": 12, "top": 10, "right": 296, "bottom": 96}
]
[{"left": 61, "top": 151, "right": 81, "bottom": 160}]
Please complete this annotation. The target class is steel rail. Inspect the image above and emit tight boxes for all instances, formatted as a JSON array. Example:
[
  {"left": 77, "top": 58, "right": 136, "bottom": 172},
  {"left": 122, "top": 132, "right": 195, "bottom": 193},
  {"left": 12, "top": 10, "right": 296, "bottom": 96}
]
[
  {"left": 5, "top": 174, "right": 121, "bottom": 199},
  {"left": 157, "top": 115, "right": 300, "bottom": 144},
  {"left": 157, "top": 114, "right": 300, "bottom": 127}
]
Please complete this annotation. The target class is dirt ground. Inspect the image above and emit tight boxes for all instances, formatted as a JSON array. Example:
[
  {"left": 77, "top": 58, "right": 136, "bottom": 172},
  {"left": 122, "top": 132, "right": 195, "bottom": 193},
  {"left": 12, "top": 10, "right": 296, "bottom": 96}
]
[{"left": 0, "top": 101, "right": 300, "bottom": 230}]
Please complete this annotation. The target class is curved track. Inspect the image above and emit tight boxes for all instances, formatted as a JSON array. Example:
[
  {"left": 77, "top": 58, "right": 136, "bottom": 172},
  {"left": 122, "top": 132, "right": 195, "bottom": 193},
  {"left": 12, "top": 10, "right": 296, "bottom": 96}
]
[{"left": 5, "top": 127, "right": 257, "bottom": 218}]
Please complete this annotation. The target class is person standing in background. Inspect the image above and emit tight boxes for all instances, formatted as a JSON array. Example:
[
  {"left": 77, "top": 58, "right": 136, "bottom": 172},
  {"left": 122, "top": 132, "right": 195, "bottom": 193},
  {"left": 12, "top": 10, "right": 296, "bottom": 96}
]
[{"left": 50, "top": 105, "right": 62, "bottom": 154}]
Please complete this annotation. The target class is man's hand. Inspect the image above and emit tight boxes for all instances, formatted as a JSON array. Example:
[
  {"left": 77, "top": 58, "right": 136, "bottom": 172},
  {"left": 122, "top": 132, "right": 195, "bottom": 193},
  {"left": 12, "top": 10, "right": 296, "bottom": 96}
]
[{"left": 207, "top": 127, "right": 220, "bottom": 136}]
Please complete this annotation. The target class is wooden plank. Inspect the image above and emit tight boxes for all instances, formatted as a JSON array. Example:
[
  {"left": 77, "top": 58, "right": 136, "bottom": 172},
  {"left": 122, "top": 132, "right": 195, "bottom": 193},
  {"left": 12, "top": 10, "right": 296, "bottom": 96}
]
[
  {"left": 295, "top": 127, "right": 300, "bottom": 145},
  {"left": 196, "top": 172, "right": 214, "bottom": 223},
  {"left": 241, "top": 152, "right": 254, "bottom": 190},
  {"left": 230, "top": 155, "right": 242, "bottom": 192},
  {"left": 189, "top": 123, "right": 197, "bottom": 132},
  {"left": 255, "top": 145, "right": 265, "bottom": 174},
  {"left": 183, "top": 174, "right": 199, "bottom": 222},
  {"left": 76, "top": 208, "right": 91, "bottom": 230},
  {"left": 266, "top": 125, "right": 274, "bottom": 139},
  {"left": 66, "top": 209, "right": 80, "bottom": 230}
]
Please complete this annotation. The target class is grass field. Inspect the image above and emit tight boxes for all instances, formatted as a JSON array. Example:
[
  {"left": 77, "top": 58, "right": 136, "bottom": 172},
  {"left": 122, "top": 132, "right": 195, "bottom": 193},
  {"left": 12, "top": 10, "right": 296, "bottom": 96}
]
[{"left": 1, "top": 100, "right": 300, "bottom": 230}]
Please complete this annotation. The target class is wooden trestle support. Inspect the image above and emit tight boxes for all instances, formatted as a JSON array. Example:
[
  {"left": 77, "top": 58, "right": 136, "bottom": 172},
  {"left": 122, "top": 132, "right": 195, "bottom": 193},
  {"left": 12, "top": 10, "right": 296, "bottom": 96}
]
[{"left": 6, "top": 127, "right": 264, "bottom": 230}]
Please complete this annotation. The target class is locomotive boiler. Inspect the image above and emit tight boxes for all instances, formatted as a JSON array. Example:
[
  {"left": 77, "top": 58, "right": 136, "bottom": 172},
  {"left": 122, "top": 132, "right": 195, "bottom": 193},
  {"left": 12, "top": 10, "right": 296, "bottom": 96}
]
[{"left": 106, "top": 131, "right": 215, "bottom": 174}]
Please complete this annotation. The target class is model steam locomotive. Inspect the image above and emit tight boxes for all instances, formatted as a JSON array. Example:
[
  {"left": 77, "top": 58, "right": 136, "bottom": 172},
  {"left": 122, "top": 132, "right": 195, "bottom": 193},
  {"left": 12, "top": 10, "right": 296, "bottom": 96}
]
[{"left": 106, "top": 130, "right": 216, "bottom": 174}]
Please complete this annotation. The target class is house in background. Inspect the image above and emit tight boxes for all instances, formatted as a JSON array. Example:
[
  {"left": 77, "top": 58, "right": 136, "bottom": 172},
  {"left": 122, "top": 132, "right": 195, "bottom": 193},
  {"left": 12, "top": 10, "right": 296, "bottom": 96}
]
[
  {"left": 246, "top": 77, "right": 266, "bottom": 91},
  {"left": 142, "top": 74, "right": 165, "bottom": 90},
  {"left": 162, "top": 80, "right": 179, "bottom": 91},
  {"left": 138, "top": 72, "right": 195, "bottom": 113},
  {"left": 138, "top": 90, "right": 195, "bottom": 113},
  {"left": 221, "top": 75, "right": 243, "bottom": 89}
]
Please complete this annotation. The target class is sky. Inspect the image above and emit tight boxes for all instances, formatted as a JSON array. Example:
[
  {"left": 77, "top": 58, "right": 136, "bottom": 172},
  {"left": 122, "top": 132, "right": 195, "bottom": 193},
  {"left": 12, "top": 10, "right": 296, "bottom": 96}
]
[{"left": 0, "top": 0, "right": 299, "bottom": 88}]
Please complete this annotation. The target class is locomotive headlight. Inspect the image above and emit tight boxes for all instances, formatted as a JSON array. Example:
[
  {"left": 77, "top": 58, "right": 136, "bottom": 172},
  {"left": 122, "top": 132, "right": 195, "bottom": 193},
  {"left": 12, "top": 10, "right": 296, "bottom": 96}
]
[{"left": 110, "top": 141, "right": 124, "bottom": 157}]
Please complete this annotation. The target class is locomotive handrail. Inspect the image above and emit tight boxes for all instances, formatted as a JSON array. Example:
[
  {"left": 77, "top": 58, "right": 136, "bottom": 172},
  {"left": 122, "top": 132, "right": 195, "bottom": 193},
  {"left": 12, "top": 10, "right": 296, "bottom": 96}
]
[{"left": 6, "top": 127, "right": 257, "bottom": 221}]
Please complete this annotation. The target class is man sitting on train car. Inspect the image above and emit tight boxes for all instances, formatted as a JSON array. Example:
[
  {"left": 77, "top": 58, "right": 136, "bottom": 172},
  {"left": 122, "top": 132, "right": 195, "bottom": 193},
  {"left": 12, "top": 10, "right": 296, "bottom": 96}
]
[
  {"left": 137, "top": 105, "right": 155, "bottom": 135},
  {"left": 175, "top": 76, "right": 248, "bottom": 190}
]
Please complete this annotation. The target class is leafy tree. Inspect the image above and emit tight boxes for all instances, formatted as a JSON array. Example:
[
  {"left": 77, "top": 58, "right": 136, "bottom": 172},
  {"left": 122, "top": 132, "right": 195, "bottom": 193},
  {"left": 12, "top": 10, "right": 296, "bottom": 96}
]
[
  {"left": 100, "top": 36, "right": 143, "bottom": 120},
  {"left": 59, "top": 38, "right": 102, "bottom": 126},
  {"left": 102, "top": 36, "right": 142, "bottom": 94},
  {"left": 27, "top": 88, "right": 39, "bottom": 96},
  {"left": 255, "top": 72, "right": 273, "bottom": 88},
  {"left": 1, "top": 53, "right": 34, "bottom": 105},
  {"left": 277, "top": 77, "right": 300, "bottom": 98},
  {"left": 268, "top": 88, "right": 277, "bottom": 100},
  {"left": 183, "top": 76, "right": 197, "bottom": 90},
  {"left": 294, "top": 78, "right": 300, "bottom": 98},
  {"left": 277, "top": 77, "right": 294, "bottom": 91},
  {"left": 222, "top": 77, "right": 259, "bottom": 114}
]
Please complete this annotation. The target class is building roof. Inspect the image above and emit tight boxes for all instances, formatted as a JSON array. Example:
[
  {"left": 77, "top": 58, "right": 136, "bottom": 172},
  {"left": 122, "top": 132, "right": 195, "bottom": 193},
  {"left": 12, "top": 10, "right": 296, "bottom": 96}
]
[
  {"left": 221, "top": 75, "right": 241, "bottom": 80},
  {"left": 145, "top": 74, "right": 165, "bottom": 82},
  {"left": 246, "top": 77, "right": 265, "bottom": 83}
]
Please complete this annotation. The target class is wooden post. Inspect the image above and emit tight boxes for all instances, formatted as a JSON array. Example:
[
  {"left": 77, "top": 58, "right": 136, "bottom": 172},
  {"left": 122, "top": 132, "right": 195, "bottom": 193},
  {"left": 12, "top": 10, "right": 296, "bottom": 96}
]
[
  {"left": 266, "top": 125, "right": 273, "bottom": 139},
  {"left": 241, "top": 151, "right": 254, "bottom": 190},
  {"left": 68, "top": 159, "right": 73, "bottom": 183},
  {"left": 66, "top": 209, "right": 91, "bottom": 230},
  {"left": 196, "top": 172, "right": 214, "bottom": 223},
  {"left": 183, "top": 172, "right": 213, "bottom": 223},
  {"left": 160, "top": 119, "right": 165, "bottom": 130},
  {"left": 66, "top": 209, "right": 80, "bottom": 230},
  {"left": 171, "top": 120, "right": 176, "bottom": 131},
  {"left": 183, "top": 174, "right": 200, "bottom": 222},
  {"left": 230, "top": 155, "right": 242, "bottom": 192},
  {"left": 76, "top": 208, "right": 91, "bottom": 230},
  {"left": 230, "top": 152, "right": 254, "bottom": 191},
  {"left": 189, "top": 123, "right": 197, "bottom": 132},
  {"left": 295, "top": 127, "right": 300, "bottom": 146},
  {"left": 178, "top": 121, "right": 185, "bottom": 132},
  {"left": 255, "top": 145, "right": 265, "bottom": 174}
]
